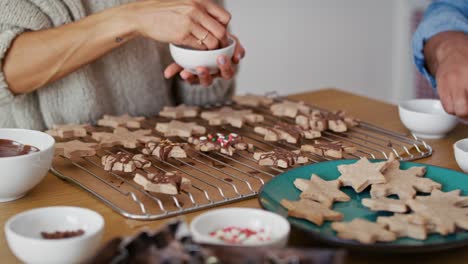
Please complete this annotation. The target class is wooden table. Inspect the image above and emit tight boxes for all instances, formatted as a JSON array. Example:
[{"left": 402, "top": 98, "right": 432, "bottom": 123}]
[{"left": 1, "top": 89, "right": 467, "bottom": 263}]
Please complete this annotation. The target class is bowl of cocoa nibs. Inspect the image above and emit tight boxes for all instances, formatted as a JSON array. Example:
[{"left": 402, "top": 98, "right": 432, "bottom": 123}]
[{"left": 4, "top": 206, "right": 104, "bottom": 264}]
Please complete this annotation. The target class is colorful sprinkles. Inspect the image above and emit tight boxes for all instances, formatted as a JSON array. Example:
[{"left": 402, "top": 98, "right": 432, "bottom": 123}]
[
  {"left": 209, "top": 226, "right": 271, "bottom": 244},
  {"left": 201, "top": 133, "right": 239, "bottom": 148}
]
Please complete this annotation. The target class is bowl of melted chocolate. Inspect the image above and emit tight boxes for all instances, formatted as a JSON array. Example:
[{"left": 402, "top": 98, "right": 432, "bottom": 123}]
[{"left": 0, "top": 129, "right": 55, "bottom": 202}]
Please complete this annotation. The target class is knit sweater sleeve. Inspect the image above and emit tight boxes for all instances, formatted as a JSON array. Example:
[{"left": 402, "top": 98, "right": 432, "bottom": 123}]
[{"left": 0, "top": 0, "right": 53, "bottom": 106}]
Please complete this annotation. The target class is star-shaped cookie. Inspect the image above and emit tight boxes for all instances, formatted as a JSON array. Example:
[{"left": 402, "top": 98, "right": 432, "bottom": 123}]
[
  {"left": 270, "top": 100, "right": 310, "bottom": 118},
  {"left": 280, "top": 198, "right": 343, "bottom": 226},
  {"left": 370, "top": 159, "right": 441, "bottom": 200},
  {"left": 406, "top": 189, "right": 468, "bottom": 235},
  {"left": 361, "top": 197, "right": 407, "bottom": 213},
  {"left": 155, "top": 120, "right": 206, "bottom": 138},
  {"left": 200, "top": 107, "right": 264, "bottom": 128},
  {"left": 91, "top": 127, "right": 160, "bottom": 148},
  {"left": 232, "top": 94, "right": 274, "bottom": 107},
  {"left": 377, "top": 214, "right": 430, "bottom": 240},
  {"left": 337, "top": 157, "right": 390, "bottom": 193},
  {"left": 54, "top": 140, "right": 98, "bottom": 159},
  {"left": 331, "top": 218, "right": 397, "bottom": 244},
  {"left": 293, "top": 174, "right": 350, "bottom": 208},
  {"left": 97, "top": 114, "right": 145, "bottom": 129},
  {"left": 46, "top": 123, "right": 91, "bottom": 139},
  {"left": 159, "top": 104, "right": 199, "bottom": 119},
  {"left": 254, "top": 122, "right": 321, "bottom": 144},
  {"left": 301, "top": 140, "right": 356, "bottom": 159},
  {"left": 253, "top": 149, "right": 308, "bottom": 168}
]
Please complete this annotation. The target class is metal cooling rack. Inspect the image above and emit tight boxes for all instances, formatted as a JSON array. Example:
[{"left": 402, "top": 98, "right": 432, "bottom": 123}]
[{"left": 51, "top": 97, "right": 432, "bottom": 220}]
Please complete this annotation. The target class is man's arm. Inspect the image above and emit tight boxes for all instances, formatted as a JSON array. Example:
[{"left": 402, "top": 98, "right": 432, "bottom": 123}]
[{"left": 413, "top": 0, "right": 468, "bottom": 117}]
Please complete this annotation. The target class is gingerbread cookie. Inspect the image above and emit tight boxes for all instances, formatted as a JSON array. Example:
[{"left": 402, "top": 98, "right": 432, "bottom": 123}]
[
  {"left": 200, "top": 107, "right": 264, "bottom": 128},
  {"left": 97, "top": 114, "right": 145, "bottom": 129},
  {"left": 370, "top": 159, "right": 440, "bottom": 200},
  {"left": 301, "top": 140, "right": 356, "bottom": 159},
  {"left": 294, "top": 174, "right": 350, "bottom": 208},
  {"left": 254, "top": 122, "right": 321, "bottom": 144},
  {"left": 296, "top": 110, "right": 328, "bottom": 131},
  {"left": 253, "top": 149, "right": 308, "bottom": 168},
  {"left": 142, "top": 140, "right": 187, "bottom": 161},
  {"left": 270, "top": 100, "right": 310, "bottom": 118},
  {"left": 337, "top": 157, "right": 392, "bottom": 193},
  {"left": 232, "top": 94, "right": 274, "bottom": 107},
  {"left": 101, "top": 152, "right": 151, "bottom": 173},
  {"left": 406, "top": 190, "right": 468, "bottom": 235},
  {"left": 188, "top": 133, "right": 251, "bottom": 156},
  {"left": 155, "top": 121, "right": 206, "bottom": 138},
  {"left": 361, "top": 197, "right": 407, "bottom": 213},
  {"left": 331, "top": 218, "right": 397, "bottom": 244},
  {"left": 92, "top": 127, "right": 160, "bottom": 149},
  {"left": 280, "top": 198, "right": 343, "bottom": 226},
  {"left": 377, "top": 214, "right": 430, "bottom": 240},
  {"left": 46, "top": 123, "right": 91, "bottom": 139},
  {"left": 159, "top": 104, "right": 199, "bottom": 119},
  {"left": 133, "top": 171, "right": 191, "bottom": 195},
  {"left": 55, "top": 140, "right": 98, "bottom": 159}
]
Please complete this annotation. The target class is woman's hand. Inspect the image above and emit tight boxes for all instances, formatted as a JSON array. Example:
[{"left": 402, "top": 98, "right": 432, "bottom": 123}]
[
  {"left": 131, "top": 0, "right": 231, "bottom": 50},
  {"left": 164, "top": 34, "right": 245, "bottom": 86}
]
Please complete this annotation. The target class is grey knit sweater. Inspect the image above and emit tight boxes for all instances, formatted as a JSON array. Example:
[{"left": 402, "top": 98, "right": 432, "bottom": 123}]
[{"left": 0, "top": 0, "right": 234, "bottom": 130}]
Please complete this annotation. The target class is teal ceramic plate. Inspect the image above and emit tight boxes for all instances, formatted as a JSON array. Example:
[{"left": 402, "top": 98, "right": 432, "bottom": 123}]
[{"left": 258, "top": 160, "right": 468, "bottom": 252}]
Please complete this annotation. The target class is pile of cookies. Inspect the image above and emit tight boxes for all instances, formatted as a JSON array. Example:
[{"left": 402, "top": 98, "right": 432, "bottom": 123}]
[{"left": 280, "top": 154, "right": 468, "bottom": 244}]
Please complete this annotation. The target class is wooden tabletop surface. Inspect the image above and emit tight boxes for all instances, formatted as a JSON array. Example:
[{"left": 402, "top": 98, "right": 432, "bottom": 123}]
[{"left": 0, "top": 88, "right": 467, "bottom": 263}]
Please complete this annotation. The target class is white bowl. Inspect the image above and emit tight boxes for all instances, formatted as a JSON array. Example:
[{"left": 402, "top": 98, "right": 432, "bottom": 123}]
[
  {"left": 170, "top": 36, "right": 236, "bottom": 74},
  {"left": 5, "top": 206, "right": 104, "bottom": 264},
  {"left": 0, "top": 129, "right": 55, "bottom": 202},
  {"left": 454, "top": 138, "right": 468, "bottom": 173},
  {"left": 398, "top": 99, "right": 458, "bottom": 139},
  {"left": 190, "top": 208, "right": 290, "bottom": 247}
]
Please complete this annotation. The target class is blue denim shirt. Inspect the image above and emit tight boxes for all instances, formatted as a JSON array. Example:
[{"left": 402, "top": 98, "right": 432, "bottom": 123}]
[{"left": 413, "top": 0, "right": 468, "bottom": 88}]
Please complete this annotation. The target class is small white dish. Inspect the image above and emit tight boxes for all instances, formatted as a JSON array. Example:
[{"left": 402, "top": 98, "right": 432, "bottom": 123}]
[
  {"left": 5, "top": 206, "right": 104, "bottom": 264},
  {"left": 454, "top": 138, "right": 468, "bottom": 173},
  {"left": 398, "top": 99, "right": 458, "bottom": 139},
  {"left": 190, "top": 207, "right": 290, "bottom": 247},
  {"left": 0, "top": 129, "right": 55, "bottom": 202},
  {"left": 170, "top": 36, "right": 236, "bottom": 74}
]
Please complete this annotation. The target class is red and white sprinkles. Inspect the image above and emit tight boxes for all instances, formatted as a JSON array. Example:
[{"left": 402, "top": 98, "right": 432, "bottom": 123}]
[
  {"left": 209, "top": 226, "right": 271, "bottom": 244},
  {"left": 200, "top": 133, "right": 239, "bottom": 148}
]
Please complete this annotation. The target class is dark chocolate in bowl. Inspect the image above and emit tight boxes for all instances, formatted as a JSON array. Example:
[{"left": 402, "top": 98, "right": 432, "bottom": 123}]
[{"left": 0, "top": 139, "right": 39, "bottom": 158}]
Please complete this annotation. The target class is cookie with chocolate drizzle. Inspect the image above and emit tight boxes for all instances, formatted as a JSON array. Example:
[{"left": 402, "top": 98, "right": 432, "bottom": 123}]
[
  {"left": 188, "top": 133, "right": 252, "bottom": 156},
  {"left": 101, "top": 152, "right": 151, "bottom": 173},
  {"left": 142, "top": 140, "right": 187, "bottom": 161},
  {"left": 253, "top": 148, "right": 308, "bottom": 168},
  {"left": 254, "top": 122, "right": 321, "bottom": 144},
  {"left": 133, "top": 171, "right": 191, "bottom": 195},
  {"left": 301, "top": 140, "right": 356, "bottom": 159}
]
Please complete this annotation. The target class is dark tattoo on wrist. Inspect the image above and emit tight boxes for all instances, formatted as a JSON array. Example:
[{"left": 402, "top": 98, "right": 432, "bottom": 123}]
[{"left": 115, "top": 37, "right": 124, "bottom": 43}]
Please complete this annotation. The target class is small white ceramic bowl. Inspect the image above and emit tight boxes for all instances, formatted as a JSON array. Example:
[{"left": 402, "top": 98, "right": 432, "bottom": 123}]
[
  {"left": 5, "top": 206, "right": 104, "bottom": 264},
  {"left": 398, "top": 99, "right": 458, "bottom": 139},
  {"left": 170, "top": 36, "right": 236, "bottom": 74},
  {"left": 0, "top": 129, "right": 55, "bottom": 202},
  {"left": 190, "top": 208, "right": 290, "bottom": 247},
  {"left": 454, "top": 138, "right": 468, "bottom": 173}
]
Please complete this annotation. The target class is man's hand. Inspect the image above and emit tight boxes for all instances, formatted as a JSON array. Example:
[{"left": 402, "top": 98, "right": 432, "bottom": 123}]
[{"left": 424, "top": 31, "right": 468, "bottom": 118}]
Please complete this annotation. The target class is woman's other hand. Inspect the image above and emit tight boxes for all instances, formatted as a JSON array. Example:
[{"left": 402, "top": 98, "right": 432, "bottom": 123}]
[
  {"left": 131, "top": 0, "right": 230, "bottom": 50},
  {"left": 164, "top": 34, "right": 245, "bottom": 86}
]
